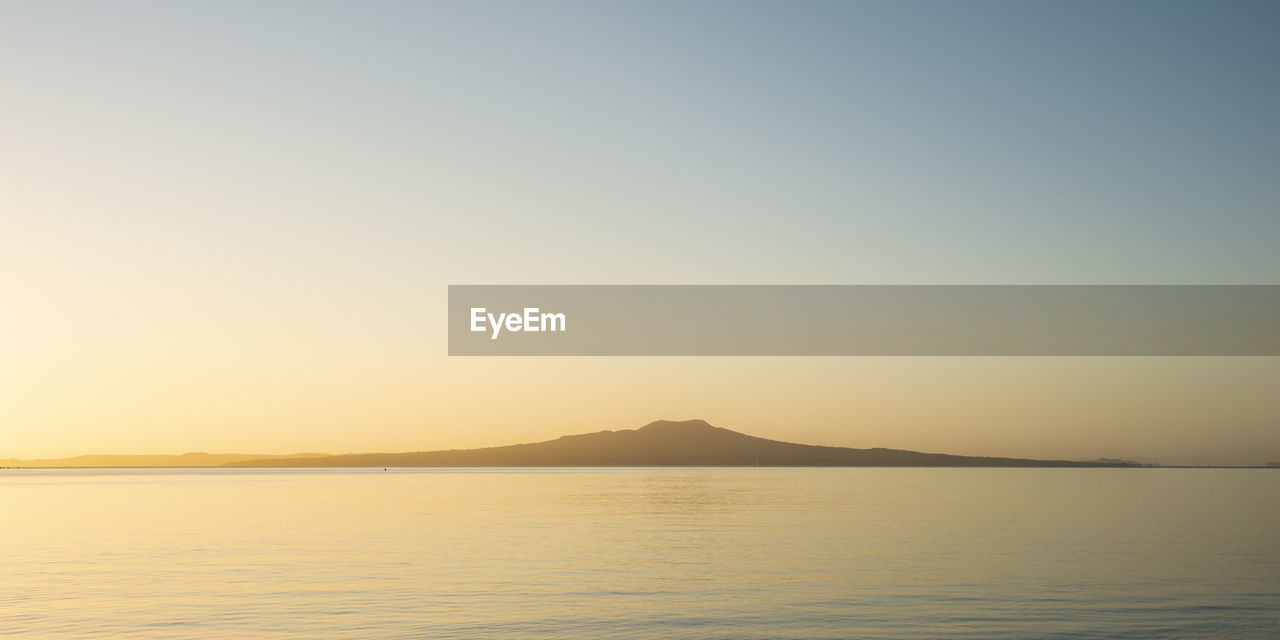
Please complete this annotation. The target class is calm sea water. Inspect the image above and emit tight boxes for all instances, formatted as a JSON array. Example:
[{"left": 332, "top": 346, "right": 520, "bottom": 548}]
[{"left": 2, "top": 467, "right": 1277, "bottom": 639}]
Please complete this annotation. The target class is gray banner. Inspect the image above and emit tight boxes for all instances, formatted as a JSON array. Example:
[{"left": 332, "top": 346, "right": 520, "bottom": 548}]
[{"left": 448, "top": 285, "right": 1280, "bottom": 356}]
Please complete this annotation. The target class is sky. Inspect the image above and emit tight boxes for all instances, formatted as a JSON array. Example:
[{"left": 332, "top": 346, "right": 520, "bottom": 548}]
[{"left": 3, "top": 1, "right": 1278, "bottom": 463}]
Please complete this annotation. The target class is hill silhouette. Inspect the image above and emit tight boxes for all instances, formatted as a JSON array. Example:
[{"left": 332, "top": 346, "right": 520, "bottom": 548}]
[{"left": 228, "top": 419, "right": 1123, "bottom": 467}]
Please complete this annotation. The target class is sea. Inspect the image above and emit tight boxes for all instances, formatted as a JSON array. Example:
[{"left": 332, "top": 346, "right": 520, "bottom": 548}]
[{"left": 2, "top": 467, "right": 1277, "bottom": 639}]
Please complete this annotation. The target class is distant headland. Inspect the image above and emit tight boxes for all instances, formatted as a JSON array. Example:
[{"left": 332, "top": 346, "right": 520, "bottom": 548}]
[
  {"left": 0, "top": 452, "right": 327, "bottom": 468},
  {"left": 3, "top": 420, "right": 1175, "bottom": 469},
  {"left": 224, "top": 419, "right": 1135, "bottom": 468}
]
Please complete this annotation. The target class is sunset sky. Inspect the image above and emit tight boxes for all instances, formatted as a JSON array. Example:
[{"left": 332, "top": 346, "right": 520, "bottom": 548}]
[{"left": 4, "top": 1, "right": 1278, "bottom": 463}]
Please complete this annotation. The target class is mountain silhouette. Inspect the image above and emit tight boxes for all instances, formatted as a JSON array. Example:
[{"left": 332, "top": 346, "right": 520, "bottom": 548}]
[{"left": 228, "top": 419, "right": 1124, "bottom": 467}]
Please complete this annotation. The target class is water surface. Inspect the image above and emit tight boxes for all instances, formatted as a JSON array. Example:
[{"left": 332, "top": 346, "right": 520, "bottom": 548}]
[{"left": 2, "top": 467, "right": 1277, "bottom": 639}]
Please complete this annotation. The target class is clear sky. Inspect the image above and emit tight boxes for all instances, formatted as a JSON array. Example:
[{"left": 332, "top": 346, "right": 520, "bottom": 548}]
[{"left": 3, "top": 1, "right": 1278, "bottom": 463}]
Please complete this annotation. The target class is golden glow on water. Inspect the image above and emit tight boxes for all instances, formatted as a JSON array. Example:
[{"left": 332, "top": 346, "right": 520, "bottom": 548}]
[{"left": 3, "top": 468, "right": 1277, "bottom": 639}]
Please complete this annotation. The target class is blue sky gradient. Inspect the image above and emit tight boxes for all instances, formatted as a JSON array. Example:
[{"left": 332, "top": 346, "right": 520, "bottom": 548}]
[{"left": 3, "top": 1, "right": 1278, "bottom": 460}]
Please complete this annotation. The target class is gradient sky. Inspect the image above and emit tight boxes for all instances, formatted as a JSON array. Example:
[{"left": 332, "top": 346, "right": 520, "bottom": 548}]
[{"left": 3, "top": 1, "right": 1278, "bottom": 463}]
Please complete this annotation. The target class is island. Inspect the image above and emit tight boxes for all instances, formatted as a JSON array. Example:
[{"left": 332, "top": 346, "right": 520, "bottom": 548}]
[{"left": 227, "top": 419, "right": 1134, "bottom": 468}]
